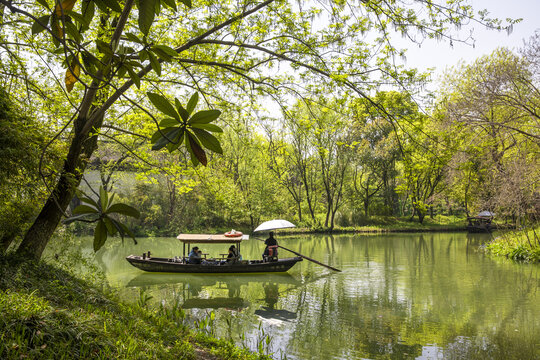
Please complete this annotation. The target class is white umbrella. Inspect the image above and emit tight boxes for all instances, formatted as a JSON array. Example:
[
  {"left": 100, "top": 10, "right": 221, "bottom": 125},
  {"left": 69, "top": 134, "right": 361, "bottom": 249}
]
[{"left": 253, "top": 219, "right": 296, "bottom": 232}]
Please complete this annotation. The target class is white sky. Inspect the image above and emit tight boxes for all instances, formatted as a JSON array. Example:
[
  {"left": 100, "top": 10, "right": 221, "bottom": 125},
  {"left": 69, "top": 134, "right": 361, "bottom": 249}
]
[{"left": 402, "top": 0, "right": 540, "bottom": 77}]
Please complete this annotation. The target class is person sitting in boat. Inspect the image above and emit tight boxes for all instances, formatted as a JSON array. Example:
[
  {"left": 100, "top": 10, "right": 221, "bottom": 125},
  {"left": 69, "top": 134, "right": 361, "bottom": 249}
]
[
  {"left": 188, "top": 246, "right": 202, "bottom": 264},
  {"left": 263, "top": 231, "right": 278, "bottom": 261},
  {"left": 227, "top": 245, "right": 240, "bottom": 263}
]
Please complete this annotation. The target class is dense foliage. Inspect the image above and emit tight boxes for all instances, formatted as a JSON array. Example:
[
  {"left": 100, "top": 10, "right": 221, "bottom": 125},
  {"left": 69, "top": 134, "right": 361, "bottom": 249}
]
[{"left": 0, "top": 0, "right": 535, "bottom": 258}]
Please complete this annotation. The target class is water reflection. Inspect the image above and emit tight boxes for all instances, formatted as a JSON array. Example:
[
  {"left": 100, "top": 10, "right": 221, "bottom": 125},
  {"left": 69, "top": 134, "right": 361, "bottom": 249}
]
[
  {"left": 254, "top": 282, "right": 297, "bottom": 321},
  {"left": 61, "top": 232, "right": 540, "bottom": 359}
]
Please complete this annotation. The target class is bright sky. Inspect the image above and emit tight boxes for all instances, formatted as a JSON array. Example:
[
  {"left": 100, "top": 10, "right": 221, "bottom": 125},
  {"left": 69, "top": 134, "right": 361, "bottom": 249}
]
[{"left": 402, "top": 0, "right": 540, "bottom": 77}]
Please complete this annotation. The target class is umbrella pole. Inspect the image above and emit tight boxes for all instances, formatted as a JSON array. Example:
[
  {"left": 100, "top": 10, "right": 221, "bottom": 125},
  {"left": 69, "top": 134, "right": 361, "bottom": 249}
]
[{"left": 255, "top": 238, "right": 341, "bottom": 272}]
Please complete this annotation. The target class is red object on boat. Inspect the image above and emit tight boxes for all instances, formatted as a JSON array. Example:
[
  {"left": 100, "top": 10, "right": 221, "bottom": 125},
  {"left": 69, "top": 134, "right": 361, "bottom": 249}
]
[{"left": 224, "top": 231, "right": 243, "bottom": 238}]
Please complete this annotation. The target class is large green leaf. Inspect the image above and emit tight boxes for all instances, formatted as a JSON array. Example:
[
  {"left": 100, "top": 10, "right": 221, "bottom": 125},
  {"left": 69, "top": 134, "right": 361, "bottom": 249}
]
[
  {"left": 159, "top": 118, "right": 180, "bottom": 128},
  {"left": 151, "top": 45, "right": 177, "bottom": 61},
  {"left": 152, "top": 127, "right": 182, "bottom": 150},
  {"left": 138, "top": 0, "right": 157, "bottom": 36},
  {"left": 99, "top": 186, "right": 108, "bottom": 211},
  {"left": 148, "top": 51, "right": 161, "bottom": 76},
  {"left": 79, "top": 195, "right": 99, "bottom": 208},
  {"left": 32, "top": 15, "right": 50, "bottom": 35},
  {"left": 126, "top": 65, "right": 141, "bottom": 88},
  {"left": 63, "top": 213, "right": 95, "bottom": 225},
  {"left": 147, "top": 92, "right": 179, "bottom": 120},
  {"left": 191, "top": 123, "right": 223, "bottom": 133},
  {"left": 93, "top": 219, "right": 108, "bottom": 252},
  {"left": 192, "top": 128, "right": 223, "bottom": 154},
  {"left": 151, "top": 126, "right": 174, "bottom": 144},
  {"left": 119, "top": 222, "right": 137, "bottom": 243},
  {"left": 186, "top": 131, "right": 207, "bottom": 166},
  {"left": 178, "top": 0, "right": 191, "bottom": 8},
  {"left": 174, "top": 98, "right": 189, "bottom": 122},
  {"left": 81, "top": 0, "right": 95, "bottom": 29},
  {"left": 103, "top": 216, "right": 118, "bottom": 236},
  {"left": 186, "top": 92, "right": 199, "bottom": 115},
  {"left": 161, "top": 0, "right": 177, "bottom": 11},
  {"left": 188, "top": 110, "right": 221, "bottom": 124},
  {"left": 107, "top": 203, "right": 141, "bottom": 218},
  {"left": 73, "top": 204, "right": 99, "bottom": 215},
  {"left": 166, "top": 129, "right": 185, "bottom": 152}
]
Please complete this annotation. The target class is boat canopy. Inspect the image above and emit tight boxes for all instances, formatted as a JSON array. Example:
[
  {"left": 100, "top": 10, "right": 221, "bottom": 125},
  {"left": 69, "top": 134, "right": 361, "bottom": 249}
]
[{"left": 176, "top": 233, "right": 249, "bottom": 244}]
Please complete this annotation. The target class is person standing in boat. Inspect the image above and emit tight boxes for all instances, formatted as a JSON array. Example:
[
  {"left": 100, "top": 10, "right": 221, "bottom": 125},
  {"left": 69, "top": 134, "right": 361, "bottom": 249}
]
[
  {"left": 263, "top": 231, "right": 278, "bottom": 261},
  {"left": 188, "top": 246, "right": 202, "bottom": 264}
]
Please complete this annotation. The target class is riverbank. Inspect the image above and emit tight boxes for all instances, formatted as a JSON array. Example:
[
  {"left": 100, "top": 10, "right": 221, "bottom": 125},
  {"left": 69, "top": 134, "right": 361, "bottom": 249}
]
[
  {"left": 485, "top": 226, "right": 540, "bottom": 263},
  {"left": 278, "top": 215, "right": 470, "bottom": 234},
  {"left": 0, "top": 254, "right": 270, "bottom": 360}
]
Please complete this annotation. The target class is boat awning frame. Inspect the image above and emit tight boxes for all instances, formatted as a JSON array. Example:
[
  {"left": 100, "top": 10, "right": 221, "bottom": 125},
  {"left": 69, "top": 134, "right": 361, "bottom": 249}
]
[{"left": 177, "top": 234, "right": 249, "bottom": 244}]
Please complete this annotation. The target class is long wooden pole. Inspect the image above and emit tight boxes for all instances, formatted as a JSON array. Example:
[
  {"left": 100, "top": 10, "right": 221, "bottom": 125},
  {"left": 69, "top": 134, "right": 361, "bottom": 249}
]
[{"left": 256, "top": 238, "right": 341, "bottom": 272}]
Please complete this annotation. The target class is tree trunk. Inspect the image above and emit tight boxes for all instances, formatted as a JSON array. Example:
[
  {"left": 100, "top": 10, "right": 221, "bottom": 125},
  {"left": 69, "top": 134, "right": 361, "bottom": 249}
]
[
  {"left": 417, "top": 208, "right": 425, "bottom": 224},
  {"left": 364, "top": 197, "right": 369, "bottom": 217},
  {"left": 17, "top": 113, "right": 103, "bottom": 259}
]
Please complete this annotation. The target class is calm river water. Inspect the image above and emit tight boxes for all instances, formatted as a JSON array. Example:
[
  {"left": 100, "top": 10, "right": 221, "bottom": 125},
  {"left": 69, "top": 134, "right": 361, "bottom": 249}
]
[{"left": 78, "top": 232, "right": 539, "bottom": 359}]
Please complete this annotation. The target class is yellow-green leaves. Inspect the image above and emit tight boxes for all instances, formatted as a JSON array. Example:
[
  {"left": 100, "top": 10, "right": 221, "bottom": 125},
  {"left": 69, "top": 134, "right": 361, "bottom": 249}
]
[{"left": 148, "top": 92, "right": 223, "bottom": 166}]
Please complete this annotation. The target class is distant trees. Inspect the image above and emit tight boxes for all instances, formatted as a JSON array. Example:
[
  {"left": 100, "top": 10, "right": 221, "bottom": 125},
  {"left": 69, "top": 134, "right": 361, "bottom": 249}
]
[{"left": 438, "top": 38, "right": 539, "bottom": 223}]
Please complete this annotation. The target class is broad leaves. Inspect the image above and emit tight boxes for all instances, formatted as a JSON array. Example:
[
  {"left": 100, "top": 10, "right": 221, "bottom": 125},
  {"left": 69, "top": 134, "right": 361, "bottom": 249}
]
[
  {"left": 64, "top": 186, "right": 140, "bottom": 251},
  {"left": 148, "top": 92, "right": 223, "bottom": 166}
]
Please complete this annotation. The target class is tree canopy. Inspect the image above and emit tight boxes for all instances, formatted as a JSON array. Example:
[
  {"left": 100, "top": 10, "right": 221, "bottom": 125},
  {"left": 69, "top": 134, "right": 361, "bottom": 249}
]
[{"left": 0, "top": 0, "right": 522, "bottom": 258}]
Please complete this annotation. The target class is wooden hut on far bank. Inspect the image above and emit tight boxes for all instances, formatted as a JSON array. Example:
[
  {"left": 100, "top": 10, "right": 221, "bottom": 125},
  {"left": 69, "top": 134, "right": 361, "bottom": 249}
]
[{"left": 467, "top": 211, "right": 495, "bottom": 233}]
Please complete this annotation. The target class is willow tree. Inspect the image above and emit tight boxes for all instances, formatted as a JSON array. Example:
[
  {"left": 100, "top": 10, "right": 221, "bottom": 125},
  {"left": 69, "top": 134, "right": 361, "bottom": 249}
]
[{"left": 0, "top": 0, "right": 513, "bottom": 259}]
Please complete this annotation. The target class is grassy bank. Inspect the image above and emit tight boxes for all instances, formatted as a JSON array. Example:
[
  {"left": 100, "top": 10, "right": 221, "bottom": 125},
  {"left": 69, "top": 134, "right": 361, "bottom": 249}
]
[
  {"left": 485, "top": 227, "right": 540, "bottom": 263},
  {"left": 277, "top": 215, "right": 469, "bottom": 235},
  {"left": 0, "top": 254, "right": 270, "bottom": 360}
]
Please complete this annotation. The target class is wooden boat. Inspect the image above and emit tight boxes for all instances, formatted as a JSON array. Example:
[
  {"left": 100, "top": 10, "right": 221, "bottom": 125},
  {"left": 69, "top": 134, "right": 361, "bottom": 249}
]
[{"left": 125, "top": 233, "right": 302, "bottom": 273}]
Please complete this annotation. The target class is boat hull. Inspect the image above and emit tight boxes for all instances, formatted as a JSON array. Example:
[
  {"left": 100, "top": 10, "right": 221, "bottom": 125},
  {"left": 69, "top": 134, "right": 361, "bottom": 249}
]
[{"left": 126, "top": 255, "right": 302, "bottom": 273}]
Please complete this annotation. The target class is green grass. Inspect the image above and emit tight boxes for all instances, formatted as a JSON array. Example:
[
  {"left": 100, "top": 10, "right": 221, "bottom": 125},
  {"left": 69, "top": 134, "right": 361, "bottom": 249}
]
[
  {"left": 0, "top": 254, "right": 271, "bottom": 360},
  {"left": 485, "top": 227, "right": 540, "bottom": 263},
  {"left": 278, "top": 215, "right": 468, "bottom": 234}
]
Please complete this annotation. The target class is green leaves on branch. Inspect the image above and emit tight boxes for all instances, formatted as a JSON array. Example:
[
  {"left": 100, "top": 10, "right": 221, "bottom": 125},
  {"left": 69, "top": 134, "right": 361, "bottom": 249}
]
[
  {"left": 137, "top": 0, "right": 191, "bottom": 36},
  {"left": 64, "top": 186, "right": 140, "bottom": 252},
  {"left": 148, "top": 92, "right": 223, "bottom": 166},
  {"left": 30, "top": 0, "right": 188, "bottom": 92}
]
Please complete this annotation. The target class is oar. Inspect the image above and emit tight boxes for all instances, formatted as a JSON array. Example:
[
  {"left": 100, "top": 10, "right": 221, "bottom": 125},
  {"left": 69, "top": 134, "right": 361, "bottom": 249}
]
[{"left": 255, "top": 238, "right": 341, "bottom": 272}]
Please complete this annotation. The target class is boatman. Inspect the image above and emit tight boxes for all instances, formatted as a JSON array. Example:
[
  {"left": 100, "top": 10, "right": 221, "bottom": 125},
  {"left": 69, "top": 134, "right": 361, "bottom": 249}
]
[{"left": 263, "top": 231, "right": 278, "bottom": 261}]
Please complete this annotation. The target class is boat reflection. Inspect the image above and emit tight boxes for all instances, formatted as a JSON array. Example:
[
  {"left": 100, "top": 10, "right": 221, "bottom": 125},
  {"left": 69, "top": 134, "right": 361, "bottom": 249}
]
[
  {"left": 126, "top": 272, "right": 301, "bottom": 288},
  {"left": 126, "top": 273, "right": 302, "bottom": 311}
]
